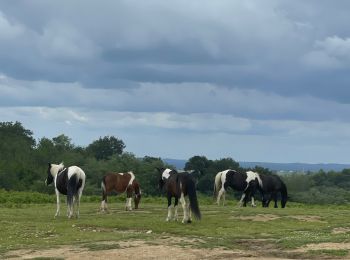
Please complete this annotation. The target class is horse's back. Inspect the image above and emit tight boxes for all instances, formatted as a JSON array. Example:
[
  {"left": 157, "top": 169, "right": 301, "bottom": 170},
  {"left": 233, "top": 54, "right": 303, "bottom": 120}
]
[
  {"left": 103, "top": 172, "right": 134, "bottom": 193},
  {"left": 68, "top": 166, "right": 86, "bottom": 180},
  {"left": 225, "top": 170, "right": 247, "bottom": 191},
  {"left": 261, "top": 174, "right": 284, "bottom": 191}
]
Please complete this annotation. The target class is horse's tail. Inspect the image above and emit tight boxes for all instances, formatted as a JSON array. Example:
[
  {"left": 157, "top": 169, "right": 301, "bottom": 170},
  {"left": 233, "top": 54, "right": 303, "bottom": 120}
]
[
  {"left": 280, "top": 182, "right": 288, "bottom": 208},
  {"left": 67, "top": 174, "right": 79, "bottom": 208},
  {"left": 101, "top": 176, "right": 107, "bottom": 202},
  {"left": 213, "top": 171, "right": 222, "bottom": 200},
  {"left": 187, "top": 178, "right": 201, "bottom": 220}
]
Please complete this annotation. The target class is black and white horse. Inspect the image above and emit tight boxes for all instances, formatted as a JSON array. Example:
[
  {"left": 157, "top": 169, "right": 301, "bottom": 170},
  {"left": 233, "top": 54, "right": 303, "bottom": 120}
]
[
  {"left": 258, "top": 174, "right": 288, "bottom": 208},
  {"left": 157, "top": 168, "right": 201, "bottom": 223},
  {"left": 214, "top": 169, "right": 261, "bottom": 207},
  {"left": 45, "top": 163, "right": 86, "bottom": 218}
]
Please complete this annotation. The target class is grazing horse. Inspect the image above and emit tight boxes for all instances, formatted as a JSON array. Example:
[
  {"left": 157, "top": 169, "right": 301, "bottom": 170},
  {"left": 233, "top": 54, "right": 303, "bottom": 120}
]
[
  {"left": 157, "top": 168, "right": 201, "bottom": 223},
  {"left": 45, "top": 162, "right": 86, "bottom": 218},
  {"left": 258, "top": 174, "right": 287, "bottom": 208},
  {"left": 100, "top": 171, "right": 141, "bottom": 212},
  {"left": 214, "top": 169, "right": 262, "bottom": 207}
]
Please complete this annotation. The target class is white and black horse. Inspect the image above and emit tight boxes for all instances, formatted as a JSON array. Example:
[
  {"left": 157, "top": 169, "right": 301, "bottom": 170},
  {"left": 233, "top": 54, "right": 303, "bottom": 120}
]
[
  {"left": 157, "top": 168, "right": 201, "bottom": 223},
  {"left": 214, "top": 169, "right": 262, "bottom": 207},
  {"left": 45, "top": 163, "right": 86, "bottom": 218},
  {"left": 258, "top": 174, "right": 288, "bottom": 208}
]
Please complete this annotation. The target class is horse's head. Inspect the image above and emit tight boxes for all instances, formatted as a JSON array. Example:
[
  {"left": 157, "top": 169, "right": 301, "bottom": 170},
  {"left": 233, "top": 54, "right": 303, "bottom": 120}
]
[
  {"left": 134, "top": 193, "right": 141, "bottom": 209},
  {"left": 45, "top": 162, "right": 64, "bottom": 186},
  {"left": 45, "top": 163, "right": 54, "bottom": 186},
  {"left": 155, "top": 167, "right": 166, "bottom": 190},
  {"left": 134, "top": 182, "right": 142, "bottom": 209}
]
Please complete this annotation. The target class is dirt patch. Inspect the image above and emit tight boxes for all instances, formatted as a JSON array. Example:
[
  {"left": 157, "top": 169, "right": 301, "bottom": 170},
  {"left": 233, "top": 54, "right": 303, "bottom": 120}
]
[
  {"left": 231, "top": 214, "right": 280, "bottom": 222},
  {"left": 4, "top": 241, "right": 271, "bottom": 260},
  {"left": 332, "top": 227, "right": 350, "bottom": 234},
  {"left": 294, "top": 242, "right": 350, "bottom": 252},
  {"left": 288, "top": 215, "right": 326, "bottom": 223}
]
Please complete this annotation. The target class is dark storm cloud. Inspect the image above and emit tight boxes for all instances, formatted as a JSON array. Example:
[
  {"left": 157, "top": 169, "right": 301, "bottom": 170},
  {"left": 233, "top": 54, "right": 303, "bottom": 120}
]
[{"left": 0, "top": 1, "right": 350, "bottom": 103}]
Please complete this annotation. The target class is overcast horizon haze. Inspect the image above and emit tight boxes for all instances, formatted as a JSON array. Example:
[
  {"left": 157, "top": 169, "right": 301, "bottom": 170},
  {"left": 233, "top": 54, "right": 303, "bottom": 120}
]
[{"left": 1, "top": 1, "right": 350, "bottom": 164}]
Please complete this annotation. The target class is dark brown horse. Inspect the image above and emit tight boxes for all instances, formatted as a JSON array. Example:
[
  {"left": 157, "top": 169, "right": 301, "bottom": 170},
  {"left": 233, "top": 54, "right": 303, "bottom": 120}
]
[{"left": 100, "top": 171, "right": 141, "bottom": 212}]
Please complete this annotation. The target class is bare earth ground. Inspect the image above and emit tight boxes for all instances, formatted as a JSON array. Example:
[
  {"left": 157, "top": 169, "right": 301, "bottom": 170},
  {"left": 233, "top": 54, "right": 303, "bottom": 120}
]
[
  {"left": 6, "top": 239, "right": 350, "bottom": 260},
  {"left": 4, "top": 213, "right": 350, "bottom": 259},
  {"left": 3, "top": 240, "right": 291, "bottom": 260}
]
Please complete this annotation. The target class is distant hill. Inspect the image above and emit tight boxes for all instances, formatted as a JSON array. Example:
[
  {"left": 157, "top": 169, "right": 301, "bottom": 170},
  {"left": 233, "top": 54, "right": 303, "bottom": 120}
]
[
  {"left": 239, "top": 162, "right": 350, "bottom": 172},
  {"left": 162, "top": 158, "right": 350, "bottom": 172},
  {"left": 163, "top": 158, "right": 187, "bottom": 169}
]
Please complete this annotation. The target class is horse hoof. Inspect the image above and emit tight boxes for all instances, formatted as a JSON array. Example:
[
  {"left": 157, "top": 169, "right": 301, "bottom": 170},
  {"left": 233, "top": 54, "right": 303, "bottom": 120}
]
[{"left": 187, "top": 220, "right": 192, "bottom": 223}]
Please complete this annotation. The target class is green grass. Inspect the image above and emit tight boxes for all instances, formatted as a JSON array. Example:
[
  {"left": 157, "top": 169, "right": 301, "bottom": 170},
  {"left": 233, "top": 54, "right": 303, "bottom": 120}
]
[{"left": 1, "top": 194, "right": 350, "bottom": 258}]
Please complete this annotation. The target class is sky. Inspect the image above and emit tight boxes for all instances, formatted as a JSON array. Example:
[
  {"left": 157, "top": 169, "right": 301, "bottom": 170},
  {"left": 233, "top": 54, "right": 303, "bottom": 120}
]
[{"left": 0, "top": 1, "right": 350, "bottom": 163}]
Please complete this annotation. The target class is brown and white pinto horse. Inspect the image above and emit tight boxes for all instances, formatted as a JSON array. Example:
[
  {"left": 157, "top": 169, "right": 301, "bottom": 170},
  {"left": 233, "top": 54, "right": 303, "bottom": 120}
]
[
  {"left": 100, "top": 171, "right": 141, "bottom": 212},
  {"left": 157, "top": 167, "right": 201, "bottom": 223}
]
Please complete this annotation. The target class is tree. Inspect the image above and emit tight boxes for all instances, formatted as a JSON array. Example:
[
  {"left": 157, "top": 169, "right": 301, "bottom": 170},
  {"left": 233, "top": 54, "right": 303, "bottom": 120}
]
[
  {"left": 86, "top": 136, "right": 125, "bottom": 160},
  {"left": 0, "top": 121, "right": 36, "bottom": 190},
  {"left": 185, "top": 156, "right": 211, "bottom": 173},
  {"left": 213, "top": 157, "right": 240, "bottom": 172},
  {"left": 52, "top": 134, "right": 74, "bottom": 151}
]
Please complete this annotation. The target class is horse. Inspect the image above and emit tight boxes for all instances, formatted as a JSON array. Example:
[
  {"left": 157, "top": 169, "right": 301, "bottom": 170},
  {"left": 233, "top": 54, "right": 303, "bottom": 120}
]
[
  {"left": 258, "top": 174, "right": 287, "bottom": 208},
  {"left": 156, "top": 168, "right": 201, "bottom": 223},
  {"left": 45, "top": 162, "right": 86, "bottom": 218},
  {"left": 100, "top": 171, "right": 141, "bottom": 212},
  {"left": 213, "top": 169, "right": 262, "bottom": 207}
]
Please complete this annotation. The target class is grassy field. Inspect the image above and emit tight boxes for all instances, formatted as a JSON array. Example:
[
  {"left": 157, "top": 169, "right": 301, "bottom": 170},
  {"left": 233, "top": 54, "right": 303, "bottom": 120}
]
[{"left": 1, "top": 194, "right": 350, "bottom": 259}]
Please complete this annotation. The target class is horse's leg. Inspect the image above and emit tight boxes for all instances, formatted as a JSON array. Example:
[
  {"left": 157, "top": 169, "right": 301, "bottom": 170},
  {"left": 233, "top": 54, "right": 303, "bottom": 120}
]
[
  {"left": 125, "top": 197, "right": 132, "bottom": 211},
  {"left": 100, "top": 196, "right": 107, "bottom": 212},
  {"left": 76, "top": 189, "right": 83, "bottom": 218},
  {"left": 174, "top": 196, "right": 179, "bottom": 221},
  {"left": 66, "top": 197, "right": 69, "bottom": 217},
  {"left": 238, "top": 193, "right": 246, "bottom": 207},
  {"left": 68, "top": 195, "right": 74, "bottom": 219},
  {"left": 217, "top": 188, "right": 225, "bottom": 206},
  {"left": 180, "top": 193, "right": 188, "bottom": 224},
  {"left": 166, "top": 195, "right": 172, "bottom": 221},
  {"left": 54, "top": 189, "right": 60, "bottom": 218},
  {"left": 101, "top": 189, "right": 108, "bottom": 213},
  {"left": 266, "top": 194, "right": 272, "bottom": 207},
  {"left": 251, "top": 196, "right": 256, "bottom": 207},
  {"left": 223, "top": 191, "right": 226, "bottom": 206},
  {"left": 243, "top": 191, "right": 249, "bottom": 207},
  {"left": 187, "top": 196, "right": 192, "bottom": 223},
  {"left": 273, "top": 193, "right": 278, "bottom": 208},
  {"left": 125, "top": 186, "right": 133, "bottom": 211},
  {"left": 250, "top": 183, "right": 257, "bottom": 207}
]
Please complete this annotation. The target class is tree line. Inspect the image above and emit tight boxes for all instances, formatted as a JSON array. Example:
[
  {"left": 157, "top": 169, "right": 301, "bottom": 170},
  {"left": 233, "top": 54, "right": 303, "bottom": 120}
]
[{"left": 1, "top": 121, "right": 350, "bottom": 204}]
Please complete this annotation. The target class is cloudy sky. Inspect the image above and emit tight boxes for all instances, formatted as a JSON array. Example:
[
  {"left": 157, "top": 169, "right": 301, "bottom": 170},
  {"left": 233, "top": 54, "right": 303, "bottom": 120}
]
[{"left": 1, "top": 1, "right": 350, "bottom": 163}]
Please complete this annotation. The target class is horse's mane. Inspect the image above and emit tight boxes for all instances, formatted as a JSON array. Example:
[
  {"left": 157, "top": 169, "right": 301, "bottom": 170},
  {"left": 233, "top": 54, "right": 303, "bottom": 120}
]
[{"left": 50, "top": 162, "right": 65, "bottom": 175}]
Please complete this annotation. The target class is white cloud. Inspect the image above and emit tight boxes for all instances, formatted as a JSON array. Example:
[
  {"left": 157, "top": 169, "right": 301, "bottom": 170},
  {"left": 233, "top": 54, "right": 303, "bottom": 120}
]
[
  {"left": 0, "top": 75, "right": 349, "bottom": 123},
  {"left": 1, "top": 102, "right": 350, "bottom": 162},
  {"left": 1, "top": 1, "right": 350, "bottom": 162},
  {"left": 303, "top": 36, "right": 350, "bottom": 69}
]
